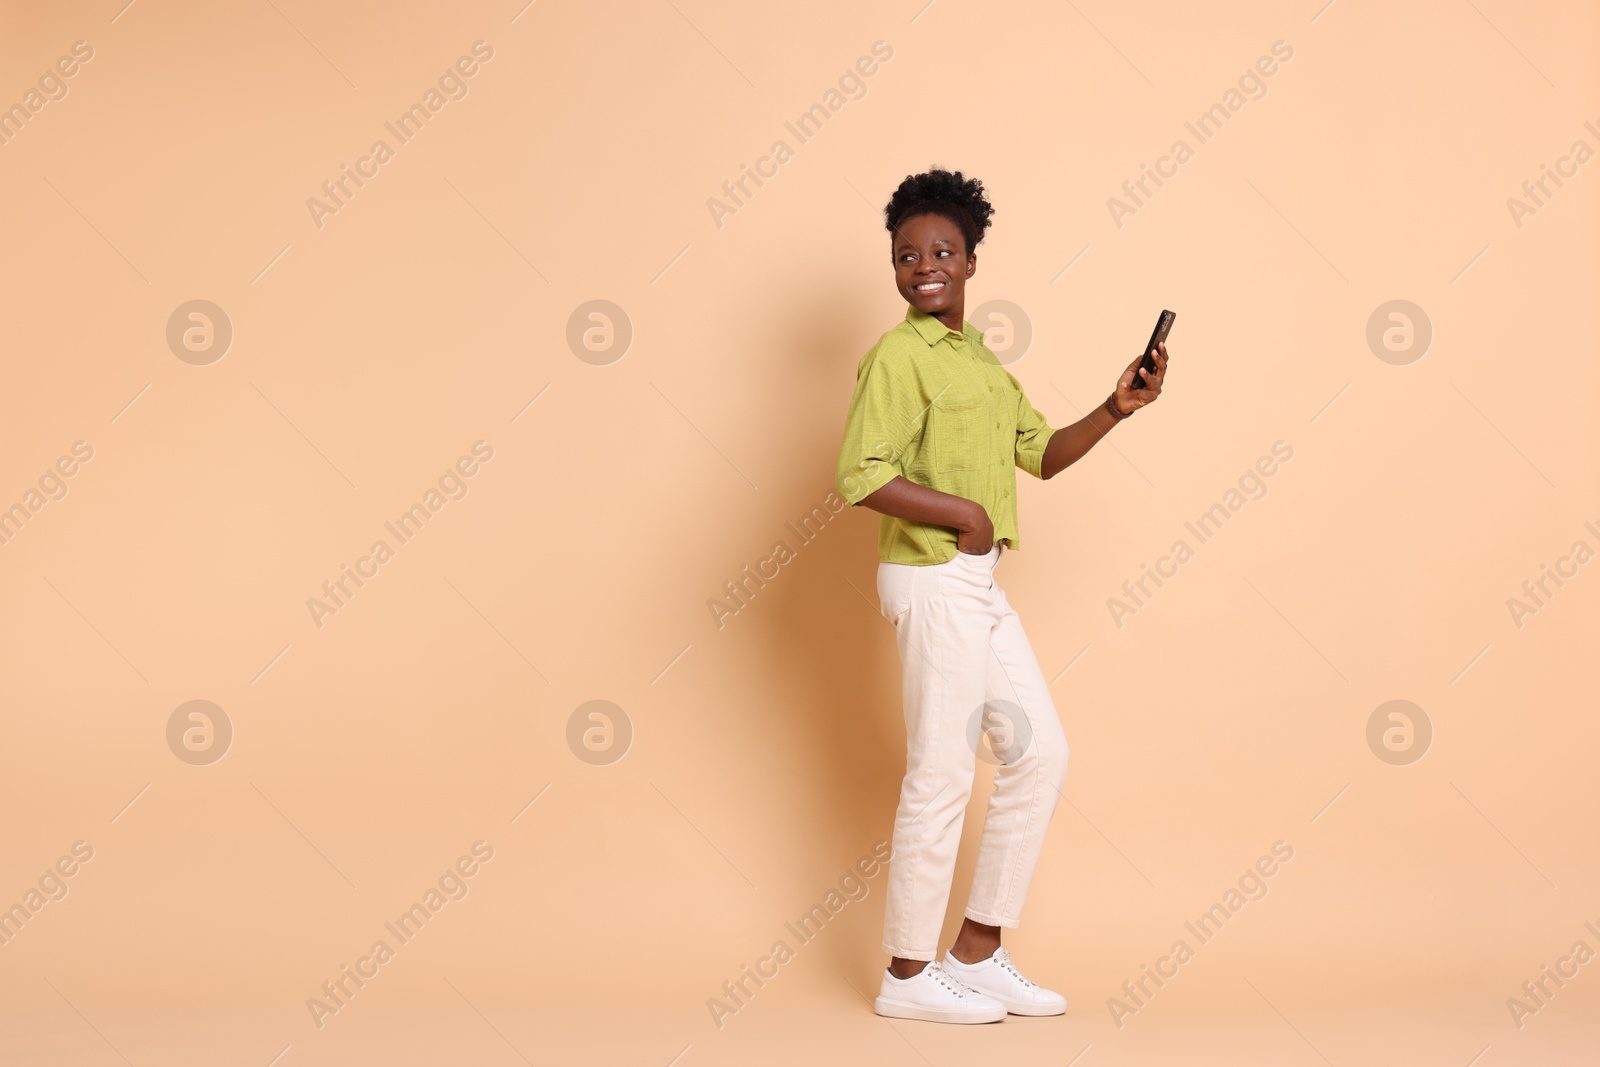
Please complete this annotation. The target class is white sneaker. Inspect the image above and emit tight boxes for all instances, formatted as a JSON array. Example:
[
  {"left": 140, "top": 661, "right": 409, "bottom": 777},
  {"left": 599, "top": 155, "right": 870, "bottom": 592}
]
[
  {"left": 941, "top": 947, "right": 1067, "bottom": 1016},
  {"left": 874, "top": 961, "right": 1008, "bottom": 1024}
]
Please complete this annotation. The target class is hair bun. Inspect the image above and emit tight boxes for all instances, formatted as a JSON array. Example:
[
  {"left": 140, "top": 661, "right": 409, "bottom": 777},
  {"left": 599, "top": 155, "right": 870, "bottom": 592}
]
[{"left": 884, "top": 167, "right": 994, "bottom": 252}]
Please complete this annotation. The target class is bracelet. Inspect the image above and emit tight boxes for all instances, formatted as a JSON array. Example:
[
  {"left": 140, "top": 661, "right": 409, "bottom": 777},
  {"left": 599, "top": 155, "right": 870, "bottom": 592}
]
[{"left": 1104, "top": 393, "right": 1132, "bottom": 420}]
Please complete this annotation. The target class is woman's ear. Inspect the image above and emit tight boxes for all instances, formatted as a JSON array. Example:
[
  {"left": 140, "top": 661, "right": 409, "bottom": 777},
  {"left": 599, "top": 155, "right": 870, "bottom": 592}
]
[{"left": 965, "top": 254, "right": 977, "bottom": 278}]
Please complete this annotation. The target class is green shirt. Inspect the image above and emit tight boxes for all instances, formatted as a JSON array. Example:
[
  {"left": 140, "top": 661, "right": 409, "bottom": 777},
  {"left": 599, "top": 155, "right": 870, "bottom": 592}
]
[{"left": 835, "top": 304, "right": 1056, "bottom": 565}]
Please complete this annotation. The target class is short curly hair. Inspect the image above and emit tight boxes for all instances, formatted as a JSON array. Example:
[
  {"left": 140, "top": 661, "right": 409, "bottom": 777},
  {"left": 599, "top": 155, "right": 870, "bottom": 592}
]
[{"left": 884, "top": 167, "right": 995, "bottom": 255}]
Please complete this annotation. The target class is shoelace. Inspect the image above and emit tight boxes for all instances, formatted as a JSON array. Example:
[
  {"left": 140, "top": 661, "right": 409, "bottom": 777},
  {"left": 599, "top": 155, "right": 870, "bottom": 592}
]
[
  {"left": 992, "top": 948, "right": 1037, "bottom": 988},
  {"left": 924, "top": 962, "right": 969, "bottom": 997}
]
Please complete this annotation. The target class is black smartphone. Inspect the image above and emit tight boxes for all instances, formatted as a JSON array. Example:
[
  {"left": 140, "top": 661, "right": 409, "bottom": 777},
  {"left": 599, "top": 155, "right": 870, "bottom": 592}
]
[{"left": 1134, "top": 309, "right": 1175, "bottom": 388}]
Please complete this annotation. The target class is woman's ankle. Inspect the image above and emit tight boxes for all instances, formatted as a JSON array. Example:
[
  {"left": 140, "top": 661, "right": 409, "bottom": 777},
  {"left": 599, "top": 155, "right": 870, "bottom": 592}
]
[
  {"left": 949, "top": 919, "right": 1002, "bottom": 964},
  {"left": 888, "top": 957, "right": 930, "bottom": 979}
]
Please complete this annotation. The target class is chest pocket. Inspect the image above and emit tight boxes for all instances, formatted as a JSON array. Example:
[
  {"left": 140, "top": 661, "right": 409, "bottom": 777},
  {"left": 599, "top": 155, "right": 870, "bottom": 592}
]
[{"left": 929, "top": 375, "right": 992, "bottom": 473}]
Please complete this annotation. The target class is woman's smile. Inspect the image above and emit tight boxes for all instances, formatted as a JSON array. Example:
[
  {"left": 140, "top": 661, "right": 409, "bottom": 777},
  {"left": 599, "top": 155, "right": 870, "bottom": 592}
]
[{"left": 893, "top": 212, "right": 975, "bottom": 330}]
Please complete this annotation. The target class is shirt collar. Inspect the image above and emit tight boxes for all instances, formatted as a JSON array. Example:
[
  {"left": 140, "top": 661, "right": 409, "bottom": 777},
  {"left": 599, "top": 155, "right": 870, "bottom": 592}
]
[{"left": 906, "top": 304, "right": 983, "bottom": 348}]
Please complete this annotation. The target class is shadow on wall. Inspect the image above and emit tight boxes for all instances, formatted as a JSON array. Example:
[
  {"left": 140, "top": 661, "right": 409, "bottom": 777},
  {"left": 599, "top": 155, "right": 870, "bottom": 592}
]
[{"left": 717, "top": 291, "right": 908, "bottom": 909}]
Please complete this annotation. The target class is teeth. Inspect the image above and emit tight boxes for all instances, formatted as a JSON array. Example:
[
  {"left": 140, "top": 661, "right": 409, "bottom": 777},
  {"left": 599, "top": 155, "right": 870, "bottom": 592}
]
[{"left": 915, "top": 282, "right": 944, "bottom": 291}]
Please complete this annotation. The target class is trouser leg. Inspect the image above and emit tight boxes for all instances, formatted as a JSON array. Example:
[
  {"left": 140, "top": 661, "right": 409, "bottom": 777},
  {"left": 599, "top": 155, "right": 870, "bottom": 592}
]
[
  {"left": 965, "top": 566, "right": 1069, "bottom": 928},
  {"left": 877, "top": 552, "right": 994, "bottom": 960}
]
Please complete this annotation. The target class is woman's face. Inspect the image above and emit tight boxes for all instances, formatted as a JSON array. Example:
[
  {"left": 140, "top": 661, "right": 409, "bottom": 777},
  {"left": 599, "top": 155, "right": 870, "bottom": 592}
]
[{"left": 892, "top": 212, "right": 975, "bottom": 321}]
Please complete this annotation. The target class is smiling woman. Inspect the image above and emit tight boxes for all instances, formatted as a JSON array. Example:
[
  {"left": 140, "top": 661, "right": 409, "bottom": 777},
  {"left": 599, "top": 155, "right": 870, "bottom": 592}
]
[{"left": 834, "top": 166, "right": 1171, "bottom": 1025}]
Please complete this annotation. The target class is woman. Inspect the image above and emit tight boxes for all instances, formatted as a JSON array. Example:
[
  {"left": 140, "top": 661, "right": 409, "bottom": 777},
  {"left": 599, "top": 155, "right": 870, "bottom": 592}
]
[{"left": 834, "top": 167, "right": 1169, "bottom": 1024}]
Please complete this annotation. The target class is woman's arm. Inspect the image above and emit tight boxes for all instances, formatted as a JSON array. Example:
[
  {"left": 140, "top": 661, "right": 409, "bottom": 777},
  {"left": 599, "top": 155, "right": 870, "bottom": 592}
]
[
  {"left": 1040, "top": 403, "right": 1121, "bottom": 480},
  {"left": 859, "top": 477, "right": 995, "bottom": 555},
  {"left": 1041, "top": 341, "right": 1169, "bottom": 480}
]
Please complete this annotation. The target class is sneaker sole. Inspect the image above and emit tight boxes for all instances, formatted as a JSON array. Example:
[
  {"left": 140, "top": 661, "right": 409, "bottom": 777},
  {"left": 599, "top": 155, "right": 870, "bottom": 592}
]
[
  {"left": 874, "top": 996, "right": 1007, "bottom": 1024},
  {"left": 997, "top": 999, "right": 1068, "bottom": 1017}
]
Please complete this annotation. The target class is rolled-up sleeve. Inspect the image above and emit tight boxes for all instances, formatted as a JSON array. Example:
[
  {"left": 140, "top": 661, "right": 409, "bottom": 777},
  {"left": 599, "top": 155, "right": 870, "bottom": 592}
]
[
  {"left": 836, "top": 349, "right": 915, "bottom": 505},
  {"left": 1012, "top": 382, "right": 1055, "bottom": 480}
]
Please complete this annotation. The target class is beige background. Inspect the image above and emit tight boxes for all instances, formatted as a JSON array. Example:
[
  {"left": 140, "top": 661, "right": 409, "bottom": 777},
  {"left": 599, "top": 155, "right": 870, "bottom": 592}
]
[{"left": 2, "top": 0, "right": 1597, "bottom": 1064}]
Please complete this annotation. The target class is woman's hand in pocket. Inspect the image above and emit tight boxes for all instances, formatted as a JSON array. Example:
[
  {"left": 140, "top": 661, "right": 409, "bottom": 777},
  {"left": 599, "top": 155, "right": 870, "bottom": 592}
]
[{"left": 955, "top": 500, "right": 994, "bottom": 555}]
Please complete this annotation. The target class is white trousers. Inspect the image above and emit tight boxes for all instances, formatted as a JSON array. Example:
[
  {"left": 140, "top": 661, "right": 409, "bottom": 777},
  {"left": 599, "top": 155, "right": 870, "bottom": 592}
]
[{"left": 876, "top": 545, "right": 1069, "bottom": 960}]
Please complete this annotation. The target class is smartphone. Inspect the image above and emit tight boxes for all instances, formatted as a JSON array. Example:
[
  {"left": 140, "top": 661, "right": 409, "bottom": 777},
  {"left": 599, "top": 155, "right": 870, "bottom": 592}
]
[{"left": 1134, "top": 309, "right": 1175, "bottom": 388}]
